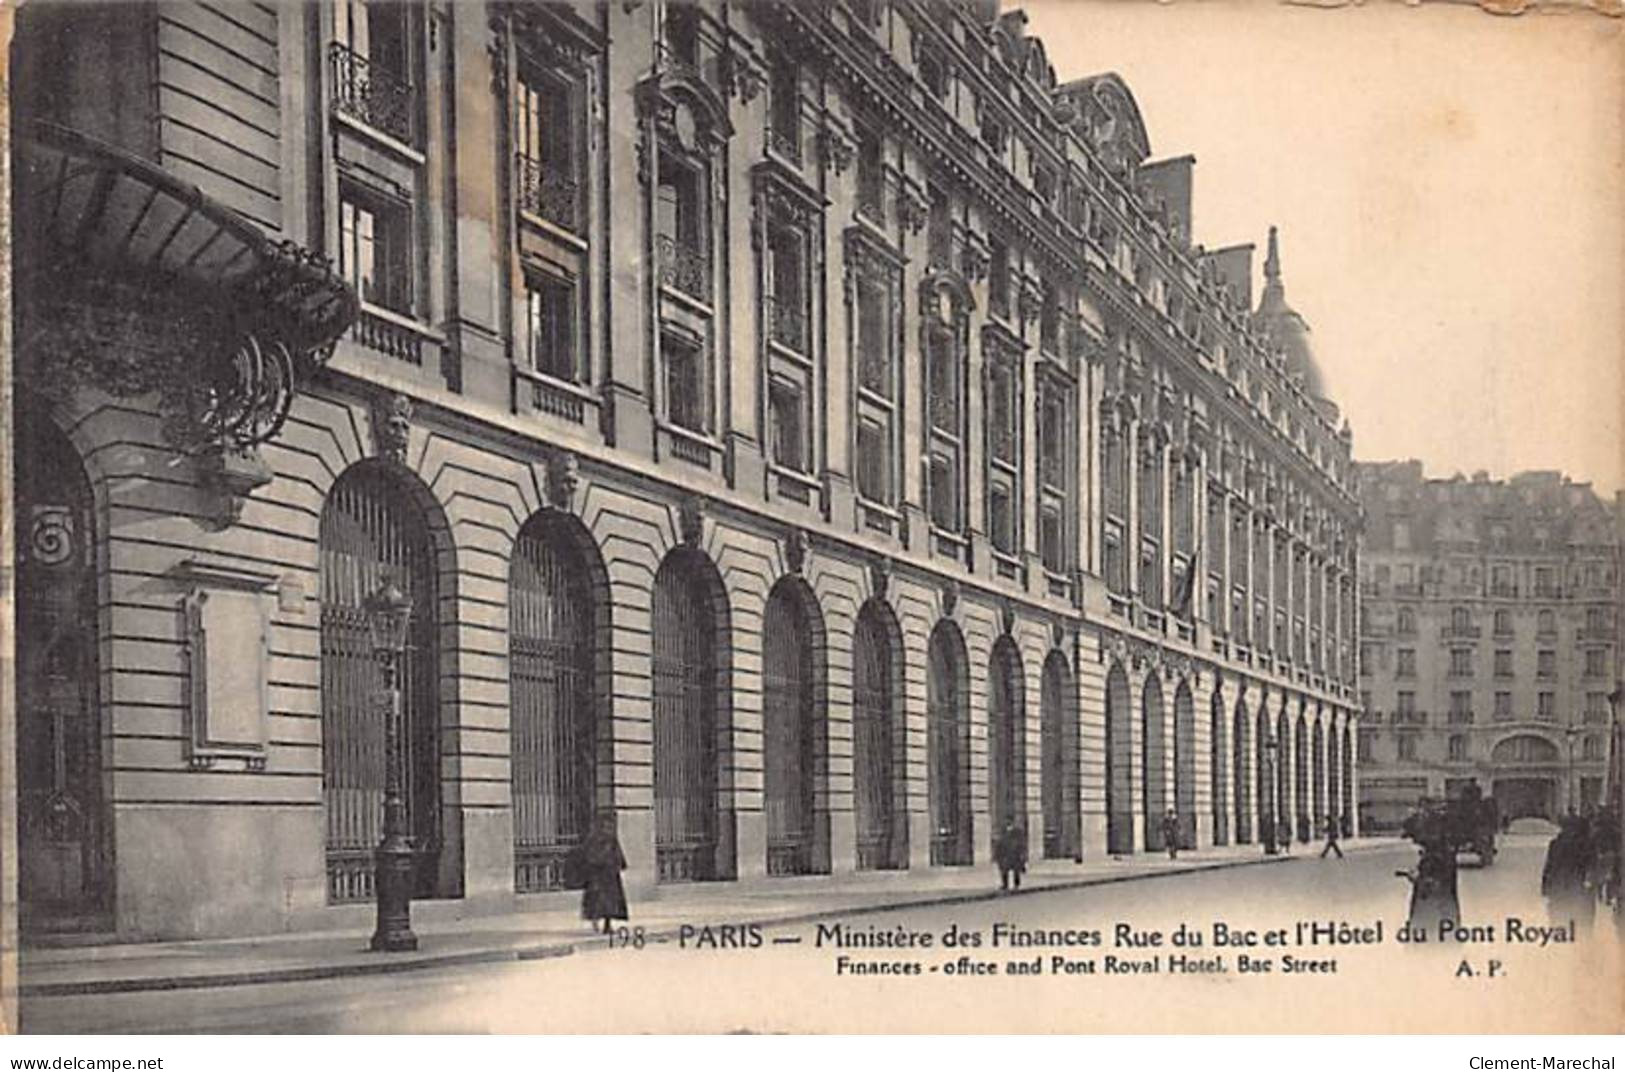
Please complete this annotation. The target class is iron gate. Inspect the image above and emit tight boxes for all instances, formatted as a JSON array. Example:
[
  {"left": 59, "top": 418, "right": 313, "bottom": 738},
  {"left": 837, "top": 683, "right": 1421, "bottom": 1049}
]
[
  {"left": 511, "top": 521, "right": 595, "bottom": 892},
  {"left": 652, "top": 553, "right": 718, "bottom": 882},
  {"left": 762, "top": 586, "right": 815, "bottom": 875},
  {"left": 852, "top": 605, "right": 896, "bottom": 870},
  {"left": 16, "top": 416, "right": 107, "bottom": 932},
  {"left": 320, "top": 466, "right": 441, "bottom": 903},
  {"left": 927, "top": 628, "right": 971, "bottom": 865}
]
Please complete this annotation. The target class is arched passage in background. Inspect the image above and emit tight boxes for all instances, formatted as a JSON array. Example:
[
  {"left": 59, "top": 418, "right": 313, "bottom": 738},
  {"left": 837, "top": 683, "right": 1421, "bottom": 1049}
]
[
  {"left": 987, "top": 638, "right": 1027, "bottom": 837},
  {"left": 1142, "top": 674, "right": 1168, "bottom": 852},
  {"left": 1210, "top": 689, "right": 1229, "bottom": 847},
  {"left": 1105, "top": 663, "right": 1134, "bottom": 855},
  {"left": 651, "top": 547, "right": 727, "bottom": 882},
  {"left": 927, "top": 621, "right": 973, "bottom": 865},
  {"left": 1040, "top": 651, "right": 1079, "bottom": 860},
  {"left": 321, "top": 461, "right": 450, "bottom": 903},
  {"left": 1173, "top": 679, "right": 1197, "bottom": 850},
  {"left": 852, "top": 600, "right": 905, "bottom": 870},
  {"left": 510, "top": 511, "right": 607, "bottom": 892},
  {"left": 762, "top": 577, "right": 828, "bottom": 876}
]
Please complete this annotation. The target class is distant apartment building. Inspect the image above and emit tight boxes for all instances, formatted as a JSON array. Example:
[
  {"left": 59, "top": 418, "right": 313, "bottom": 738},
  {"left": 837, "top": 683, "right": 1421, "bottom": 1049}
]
[{"left": 1355, "top": 462, "right": 1620, "bottom": 831}]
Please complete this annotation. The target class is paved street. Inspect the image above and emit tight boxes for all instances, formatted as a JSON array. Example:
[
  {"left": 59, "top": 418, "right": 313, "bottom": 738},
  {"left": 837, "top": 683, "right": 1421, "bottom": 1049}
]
[{"left": 21, "top": 836, "right": 1620, "bottom": 1034}]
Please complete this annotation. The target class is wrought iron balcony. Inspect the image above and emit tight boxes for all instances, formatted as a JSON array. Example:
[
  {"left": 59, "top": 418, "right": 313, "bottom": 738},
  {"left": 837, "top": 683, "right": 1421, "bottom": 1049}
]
[
  {"left": 515, "top": 154, "right": 581, "bottom": 233},
  {"left": 330, "top": 43, "right": 416, "bottom": 145},
  {"left": 656, "top": 234, "right": 711, "bottom": 301}
]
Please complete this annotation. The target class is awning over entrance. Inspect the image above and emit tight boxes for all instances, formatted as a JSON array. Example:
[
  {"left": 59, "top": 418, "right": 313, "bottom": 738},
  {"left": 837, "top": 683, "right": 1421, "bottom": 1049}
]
[{"left": 12, "top": 120, "right": 358, "bottom": 451}]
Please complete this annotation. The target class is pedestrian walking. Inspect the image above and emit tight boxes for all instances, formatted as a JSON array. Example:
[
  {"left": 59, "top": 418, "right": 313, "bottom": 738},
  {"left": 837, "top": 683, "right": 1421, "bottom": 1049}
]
[
  {"left": 1541, "top": 814, "right": 1595, "bottom": 930},
  {"left": 994, "top": 817, "right": 1028, "bottom": 891},
  {"left": 1276, "top": 817, "right": 1293, "bottom": 856},
  {"left": 1161, "top": 808, "right": 1180, "bottom": 860},
  {"left": 578, "top": 813, "right": 629, "bottom": 935},
  {"left": 1320, "top": 813, "right": 1344, "bottom": 859}
]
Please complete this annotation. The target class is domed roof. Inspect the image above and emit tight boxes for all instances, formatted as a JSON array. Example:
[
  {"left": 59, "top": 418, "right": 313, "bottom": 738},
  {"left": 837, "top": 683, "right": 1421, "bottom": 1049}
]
[{"left": 1255, "top": 226, "right": 1325, "bottom": 399}]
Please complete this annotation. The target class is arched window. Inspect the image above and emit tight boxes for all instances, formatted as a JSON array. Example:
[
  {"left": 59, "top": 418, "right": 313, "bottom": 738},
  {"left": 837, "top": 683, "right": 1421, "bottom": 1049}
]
[
  {"left": 321, "top": 464, "right": 444, "bottom": 903},
  {"left": 510, "top": 515, "right": 600, "bottom": 892},
  {"left": 987, "top": 639, "right": 1026, "bottom": 835},
  {"left": 763, "top": 580, "right": 824, "bottom": 875},
  {"left": 652, "top": 549, "right": 723, "bottom": 881},
  {"left": 1040, "top": 652, "right": 1079, "bottom": 860},
  {"left": 927, "top": 622, "right": 972, "bottom": 865},
  {"left": 1105, "top": 663, "right": 1134, "bottom": 854},
  {"left": 852, "top": 602, "right": 902, "bottom": 870},
  {"left": 1173, "top": 680, "right": 1197, "bottom": 849}
]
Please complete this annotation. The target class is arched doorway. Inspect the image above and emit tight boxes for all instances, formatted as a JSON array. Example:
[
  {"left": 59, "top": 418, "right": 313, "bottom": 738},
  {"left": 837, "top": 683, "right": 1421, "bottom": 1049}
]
[
  {"left": 510, "top": 513, "right": 603, "bottom": 892},
  {"left": 762, "top": 579, "right": 826, "bottom": 876},
  {"left": 1326, "top": 720, "right": 1341, "bottom": 834},
  {"left": 1210, "top": 690, "right": 1229, "bottom": 847},
  {"left": 1142, "top": 674, "right": 1167, "bottom": 852},
  {"left": 1341, "top": 724, "right": 1354, "bottom": 835},
  {"left": 1256, "top": 707, "right": 1273, "bottom": 844},
  {"left": 987, "top": 638, "right": 1026, "bottom": 838},
  {"left": 1040, "top": 651, "right": 1080, "bottom": 861},
  {"left": 1232, "top": 698, "right": 1251, "bottom": 844},
  {"left": 1276, "top": 709, "right": 1291, "bottom": 842},
  {"left": 1312, "top": 719, "right": 1326, "bottom": 837},
  {"left": 321, "top": 463, "right": 448, "bottom": 902},
  {"left": 1174, "top": 680, "right": 1197, "bottom": 849},
  {"left": 852, "top": 601, "right": 903, "bottom": 870},
  {"left": 927, "top": 621, "right": 972, "bottom": 865},
  {"left": 1294, "top": 713, "right": 1309, "bottom": 841},
  {"left": 1105, "top": 663, "right": 1134, "bottom": 854},
  {"left": 652, "top": 548, "right": 724, "bottom": 882},
  {"left": 16, "top": 415, "right": 107, "bottom": 933}
]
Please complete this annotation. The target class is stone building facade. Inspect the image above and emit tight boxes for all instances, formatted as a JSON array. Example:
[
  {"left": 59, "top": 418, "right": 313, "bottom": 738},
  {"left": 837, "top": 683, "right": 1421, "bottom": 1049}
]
[
  {"left": 8, "top": 0, "right": 1360, "bottom": 942},
  {"left": 1355, "top": 462, "right": 1620, "bottom": 831}
]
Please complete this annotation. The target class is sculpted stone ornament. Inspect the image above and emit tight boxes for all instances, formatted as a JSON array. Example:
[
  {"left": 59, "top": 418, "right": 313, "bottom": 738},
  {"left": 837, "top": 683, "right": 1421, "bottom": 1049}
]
[
  {"left": 941, "top": 577, "right": 960, "bottom": 617},
  {"left": 785, "top": 528, "right": 810, "bottom": 574},
  {"left": 1000, "top": 599, "right": 1016, "bottom": 637},
  {"left": 678, "top": 495, "right": 707, "bottom": 547},
  {"left": 546, "top": 449, "right": 581, "bottom": 512},
  {"left": 372, "top": 392, "right": 415, "bottom": 466},
  {"left": 197, "top": 445, "right": 273, "bottom": 531},
  {"left": 869, "top": 556, "right": 892, "bottom": 601},
  {"left": 817, "top": 129, "right": 854, "bottom": 175}
]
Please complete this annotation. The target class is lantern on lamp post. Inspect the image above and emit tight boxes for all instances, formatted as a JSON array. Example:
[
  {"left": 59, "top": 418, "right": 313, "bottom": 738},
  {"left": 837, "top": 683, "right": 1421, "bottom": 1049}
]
[{"left": 365, "top": 577, "right": 418, "bottom": 953}]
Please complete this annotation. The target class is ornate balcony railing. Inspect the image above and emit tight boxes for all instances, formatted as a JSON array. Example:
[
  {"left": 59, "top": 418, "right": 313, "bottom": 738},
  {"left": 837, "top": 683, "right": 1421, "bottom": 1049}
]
[
  {"left": 516, "top": 154, "right": 581, "bottom": 233},
  {"left": 656, "top": 234, "right": 710, "bottom": 301},
  {"left": 330, "top": 43, "right": 416, "bottom": 145}
]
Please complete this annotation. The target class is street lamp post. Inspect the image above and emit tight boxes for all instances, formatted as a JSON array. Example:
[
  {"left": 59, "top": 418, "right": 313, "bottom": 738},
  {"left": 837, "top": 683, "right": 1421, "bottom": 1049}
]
[
  {"left": 366, "top": 578, "right": 418, "bottom": 953},
  {"left": 1262, "top": 736, "right": 1279, "bottom": 855},
  {"left": 1564, "top": 724, "right": 1583, "bottom": 818}
]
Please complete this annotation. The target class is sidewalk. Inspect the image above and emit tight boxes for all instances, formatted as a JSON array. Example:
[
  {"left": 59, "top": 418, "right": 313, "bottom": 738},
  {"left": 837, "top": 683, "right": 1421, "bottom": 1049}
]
[{"left": 19, "top": 838, "right": 1393, "bottom": 998}]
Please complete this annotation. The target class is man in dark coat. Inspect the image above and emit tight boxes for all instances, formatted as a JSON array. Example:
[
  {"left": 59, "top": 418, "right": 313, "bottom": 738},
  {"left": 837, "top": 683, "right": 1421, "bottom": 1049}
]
[
  {"left": 1161, "top": 809, "right": 1180, "bottom": 860},
  {"left": 1320, "top": 813, "right": 1344, "bottom": 859},
  {"left": 1541, "top": 814, "right": 1594, "bottom": 929},
  {"left": 1402, "top": 836, "right": 1461, "bottom": 933},
  {"left": 579, "top": 813, "right": 629, "bottom": 934},
  {"left": 994, "top": 818, "right": 1028, "bottom": 891}
]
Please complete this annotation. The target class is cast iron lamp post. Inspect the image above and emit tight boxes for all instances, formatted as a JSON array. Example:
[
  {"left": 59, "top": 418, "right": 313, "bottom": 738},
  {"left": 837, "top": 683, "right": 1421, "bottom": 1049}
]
[
  {"left": 366, "top": 577, "right": 418, "bottom": 953},
  {"left": 1262, "top": 736, "right": 1279, "bottom": 855}
]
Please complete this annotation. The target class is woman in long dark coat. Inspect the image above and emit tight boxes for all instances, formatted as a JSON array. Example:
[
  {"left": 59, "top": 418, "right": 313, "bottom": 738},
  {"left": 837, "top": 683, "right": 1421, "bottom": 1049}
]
[{"left": 580, "top": 814, "right": 628, "bottom": 934}]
